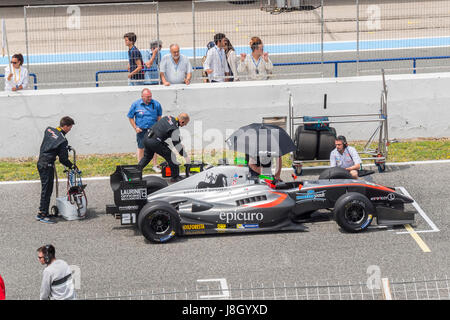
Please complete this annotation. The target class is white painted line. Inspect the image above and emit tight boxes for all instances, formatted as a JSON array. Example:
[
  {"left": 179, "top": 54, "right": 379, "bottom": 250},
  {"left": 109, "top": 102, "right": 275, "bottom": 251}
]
[
  {"left": 197, "top": 278, "right": 230, "bottom": 299},
  {"left": 396, "top": 186, "right": 440, "bottom": 234}
]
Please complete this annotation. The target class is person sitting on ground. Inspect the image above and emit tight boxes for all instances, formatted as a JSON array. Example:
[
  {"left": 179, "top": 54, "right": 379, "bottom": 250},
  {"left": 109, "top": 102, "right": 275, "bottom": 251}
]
[
  {"left": 4, "top": 53, "right": 28, "bottom": 91},
  {"left": 237, "top": 36, "right": 273, "bottom": 80},
  {"left": 329, "top": 135, "right": 362, "bottom": 179}
]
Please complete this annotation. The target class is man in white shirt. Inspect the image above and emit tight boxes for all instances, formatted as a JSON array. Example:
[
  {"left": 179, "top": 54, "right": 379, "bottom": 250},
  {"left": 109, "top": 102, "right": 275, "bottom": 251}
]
[
  {"left": 203, "top": 33, "right": 230, "bottom": 82},
  {"left": 160, "top": 44, "right": 192, "bottom": 86},
  {"left": 329, "top": 135, "right": 362, "bottom": 179},
  {"left": 37, "top": 245, "right": 76, "bottom": 300}
]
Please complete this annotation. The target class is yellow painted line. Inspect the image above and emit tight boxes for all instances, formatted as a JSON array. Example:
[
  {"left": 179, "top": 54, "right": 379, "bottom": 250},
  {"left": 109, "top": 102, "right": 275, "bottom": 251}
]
[{"left": 404, "top": 224, "right": 431, "bottom": 253}]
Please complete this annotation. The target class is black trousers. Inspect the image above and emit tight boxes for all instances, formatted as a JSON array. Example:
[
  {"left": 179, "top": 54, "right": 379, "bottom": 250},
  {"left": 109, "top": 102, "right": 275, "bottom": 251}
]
[
  {"left": 138, "top": 138, "right": 180, "bottom": 177},
  {"left": 37, "top": 162, "right": 55, "bottom": 215}
]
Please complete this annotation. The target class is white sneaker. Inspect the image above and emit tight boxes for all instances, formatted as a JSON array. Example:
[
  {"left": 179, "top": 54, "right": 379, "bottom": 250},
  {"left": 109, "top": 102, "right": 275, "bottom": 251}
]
[{"left": 152, "top": 165, "right": 161, "bottom": 173}]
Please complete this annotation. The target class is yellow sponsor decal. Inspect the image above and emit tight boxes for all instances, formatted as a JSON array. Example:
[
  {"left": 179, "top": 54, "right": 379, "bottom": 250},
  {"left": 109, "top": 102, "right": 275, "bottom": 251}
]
[
  {"left": 217, "top": 224, "right": 227, "bottom": 229},
  {"left": 182, "top": 224, "right": 205, "bottom": 230}
]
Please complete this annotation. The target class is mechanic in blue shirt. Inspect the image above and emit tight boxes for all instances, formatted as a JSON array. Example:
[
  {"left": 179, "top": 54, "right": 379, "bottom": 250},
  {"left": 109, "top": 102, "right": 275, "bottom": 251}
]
[
  {"left": 329, "top": 135, "right": 362, "bottom": 179},
  {"left": 124, "top": 32, "right": 144, "bottom": 86},
  {"left": 127, "top": 88, "right": 162, "bottom": 172},
  {"left": 142, "top": 40, "right": 162, "bottom": 85}
]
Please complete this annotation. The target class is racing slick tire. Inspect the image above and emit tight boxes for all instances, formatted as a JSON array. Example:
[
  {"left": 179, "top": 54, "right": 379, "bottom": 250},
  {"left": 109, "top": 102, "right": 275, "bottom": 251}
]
[
  {"left": 317, "top": 128, "right": 337, "bottom": 160},
  {"left": 138, "top": 201, "right": 180, "bottom": 243},
  {"left": 319, "top": 167, "right": 352, "bottom": 180},
  {"left": 333, "top": 192, "right": 375, "bottom": 232},
  {"left": 143, "top": 176, "right": 168, "bottom": 195},
  {"left": 294, "top": 126, "right": 317, "bottom": 160}
]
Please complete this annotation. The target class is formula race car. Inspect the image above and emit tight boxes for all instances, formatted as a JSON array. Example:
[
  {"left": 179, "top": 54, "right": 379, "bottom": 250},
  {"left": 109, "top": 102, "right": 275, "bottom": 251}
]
[{"left": 106, "top": 165, "right": 415, "bottom": 243}]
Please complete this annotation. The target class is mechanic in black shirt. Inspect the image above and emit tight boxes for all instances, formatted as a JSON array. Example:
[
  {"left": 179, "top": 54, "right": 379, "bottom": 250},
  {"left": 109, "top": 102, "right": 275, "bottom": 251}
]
[
  {"left": 36, "top": 116, "right": 75, "bottom": 224},
  {"left": 138, "top": 113, "right": 190, "bottom": 182}
]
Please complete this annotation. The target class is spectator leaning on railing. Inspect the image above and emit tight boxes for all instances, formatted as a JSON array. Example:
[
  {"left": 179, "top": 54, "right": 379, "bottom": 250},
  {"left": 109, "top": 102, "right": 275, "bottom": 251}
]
[
  {"left": 4, "top": 53, "right": 28, "bottom": 91},
  {"left": 143, "top": 39, "right": 162, "bottom": 85},
  {"left": 160, "top": 44, "right": 193, "bottom": 86},
  {"left": 237, "top": 36, "right": 273, "bottom": 80}
]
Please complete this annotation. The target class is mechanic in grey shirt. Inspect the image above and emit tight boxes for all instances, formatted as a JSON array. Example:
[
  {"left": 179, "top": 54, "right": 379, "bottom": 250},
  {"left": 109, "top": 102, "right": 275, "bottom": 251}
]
[
  {"left": 329, "top": 135, "right": 361, "bottom": 179},
  {"left": 37, "top": 245, "right": 76, "bottom": 300}
]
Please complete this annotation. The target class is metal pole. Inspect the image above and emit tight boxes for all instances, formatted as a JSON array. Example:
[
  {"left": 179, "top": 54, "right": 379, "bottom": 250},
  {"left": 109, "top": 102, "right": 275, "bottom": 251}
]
[
  {"left": 321, "top": 0, "right": 324, "bottom": 77},
  {"left": 192, "top": 0, "right": 196, "bottom": 81},
  {"left": 24, "top": 6, "right": 30, "bottom": 73},
  {"left": 156, "top": 2, "right": 160, "bottom": 84},
  {"left": 356, "top": 0, "right": 360, "bottom": 76}
]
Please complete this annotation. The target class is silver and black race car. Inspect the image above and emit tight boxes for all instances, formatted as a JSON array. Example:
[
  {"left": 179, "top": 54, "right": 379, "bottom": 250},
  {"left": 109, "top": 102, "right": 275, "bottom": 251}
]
[{"left": 106, "top": 164, "right": 415, "bottom": 243}]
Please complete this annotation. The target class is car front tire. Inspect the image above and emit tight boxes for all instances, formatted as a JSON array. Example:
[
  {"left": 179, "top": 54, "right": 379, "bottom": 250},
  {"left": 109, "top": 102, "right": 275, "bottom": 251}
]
[{"left": 333, "top": 192, "right": 374, "bottom": 232}]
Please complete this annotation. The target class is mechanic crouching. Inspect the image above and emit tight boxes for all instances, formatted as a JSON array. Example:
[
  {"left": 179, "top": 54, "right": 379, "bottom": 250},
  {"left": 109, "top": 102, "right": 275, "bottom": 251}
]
[
  {"left": 329, "top": 135, "right": 362, "bottom": 179},
  {"left": 138, "top": 113, "right": 190, "bottom": 182},
  {"left": 36, "top": 116, "right": 76, "bottom": 224}
]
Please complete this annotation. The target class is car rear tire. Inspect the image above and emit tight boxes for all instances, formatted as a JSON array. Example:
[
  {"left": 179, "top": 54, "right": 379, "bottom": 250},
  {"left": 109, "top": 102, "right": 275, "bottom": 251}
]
[
  {"left": 138, "top": 201, "right": 180, "bottom": 243},
  {"left": 333, "top": 192, "right": 374, "bottom": 232},
  {"left": 143, "top": 176, "right": 168, "bottom": 195},
  {"left": 319, "top": 167, "right": 352, "bottom": 180}
]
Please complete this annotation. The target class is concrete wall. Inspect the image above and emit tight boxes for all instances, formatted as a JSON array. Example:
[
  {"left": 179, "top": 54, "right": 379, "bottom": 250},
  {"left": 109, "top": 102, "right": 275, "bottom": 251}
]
[{"left": 0, "top": 72, "right": 449, "bottom": 158}]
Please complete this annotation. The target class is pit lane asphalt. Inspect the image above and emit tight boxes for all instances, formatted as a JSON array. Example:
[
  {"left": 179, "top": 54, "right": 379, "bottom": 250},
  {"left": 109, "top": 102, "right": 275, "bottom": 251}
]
[{"left": 0, "top": 161, "right": 448, "bottom": 299}]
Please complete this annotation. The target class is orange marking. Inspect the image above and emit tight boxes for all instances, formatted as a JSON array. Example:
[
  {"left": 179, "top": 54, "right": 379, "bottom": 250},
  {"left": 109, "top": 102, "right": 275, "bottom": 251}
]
[{"left": 243, "top": 192, "right": 288, "bottom": 208}]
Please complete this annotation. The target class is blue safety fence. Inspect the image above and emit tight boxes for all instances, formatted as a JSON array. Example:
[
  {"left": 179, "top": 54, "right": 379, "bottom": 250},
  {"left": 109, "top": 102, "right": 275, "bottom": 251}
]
[
  {"left": 95, "top": 67, "right": 159, "bottom": 87},
  {"left": 95, "top": 55, "right": 450, "bottom": 87},
  {"left": 0, "top": 73, "right": 38, "bottom": 90}
]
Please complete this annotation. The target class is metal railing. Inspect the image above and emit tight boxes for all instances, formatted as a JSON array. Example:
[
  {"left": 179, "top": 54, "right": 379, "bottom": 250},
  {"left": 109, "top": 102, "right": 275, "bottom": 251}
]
[
  {"left": 0, "top": 73, "right": 38, "bottom": 90},
  {"left": 94, "top": 54, "right": 450, "bottom": 86}
]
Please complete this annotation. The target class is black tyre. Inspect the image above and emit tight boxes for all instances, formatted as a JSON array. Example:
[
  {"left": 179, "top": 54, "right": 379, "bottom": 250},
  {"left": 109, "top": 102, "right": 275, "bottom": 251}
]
[
  {"left": 138, "top": 201, "right": 180, "bottom": 243},
  {"left": 50, "top": 205, "right": 59, "bottom": 217},
  {"left": 293, "top": 126, "right": 317, "bottom": 160},
  {"left": 319, "top": 167, "right": 352, "bottom": 180},
  {"left": 317, "top": 128, "right": 336, "bottom": 160},
  {"left": 143, "top": 176, "right": 168, "bottom": 195},
  {"left": 333, "top": 192, "right": 375, "bottom": 232}
]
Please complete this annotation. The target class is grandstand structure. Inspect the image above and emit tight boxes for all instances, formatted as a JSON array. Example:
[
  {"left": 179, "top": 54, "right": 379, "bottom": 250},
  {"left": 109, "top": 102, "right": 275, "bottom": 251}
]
[{"left": 1, "top": 0, "right": 450, "bottom": 88}]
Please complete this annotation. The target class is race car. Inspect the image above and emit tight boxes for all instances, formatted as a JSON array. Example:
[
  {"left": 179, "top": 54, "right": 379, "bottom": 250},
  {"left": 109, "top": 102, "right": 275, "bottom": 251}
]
[{"left": 106, "top": 164, "right": 415, "bottom": 243}]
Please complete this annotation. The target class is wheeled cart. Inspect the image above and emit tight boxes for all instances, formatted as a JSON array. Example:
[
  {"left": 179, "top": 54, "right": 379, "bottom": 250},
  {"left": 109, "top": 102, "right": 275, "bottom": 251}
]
[{"left": 287, "top": 70, "right": 390, "bottom": 174}]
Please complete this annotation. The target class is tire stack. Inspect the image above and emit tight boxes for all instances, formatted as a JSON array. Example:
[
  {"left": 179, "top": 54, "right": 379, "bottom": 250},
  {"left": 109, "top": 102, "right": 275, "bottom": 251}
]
[{"left": 293, "top": 117, "right": 337, "bottom": 161}]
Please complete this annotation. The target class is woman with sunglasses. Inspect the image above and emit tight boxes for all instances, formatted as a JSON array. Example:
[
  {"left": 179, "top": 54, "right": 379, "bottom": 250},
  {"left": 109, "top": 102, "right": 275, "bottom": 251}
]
[
  {"left": 4, "top": 53, "right": 28, "bottom": 92},
  {"left": 237, "top": 36, "right": 273, "bottom": 80}
]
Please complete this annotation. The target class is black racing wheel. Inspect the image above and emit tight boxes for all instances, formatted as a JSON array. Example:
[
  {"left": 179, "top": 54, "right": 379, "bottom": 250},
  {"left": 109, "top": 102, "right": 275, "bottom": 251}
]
[
  {"left": 333, "top": 192, "right": 375, "bottom": 232},
  {"left": 137, "top": 201, "right": 180, "bottom": 243}
]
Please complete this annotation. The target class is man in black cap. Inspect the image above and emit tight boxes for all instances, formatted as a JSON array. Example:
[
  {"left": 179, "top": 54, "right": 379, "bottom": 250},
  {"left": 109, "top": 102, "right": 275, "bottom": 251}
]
[
  {"left": 138, "top": 113, "right": 190, "bottom": 182},
  {"left": 36, "top": 116, "right": 75, "bottom": 224}
]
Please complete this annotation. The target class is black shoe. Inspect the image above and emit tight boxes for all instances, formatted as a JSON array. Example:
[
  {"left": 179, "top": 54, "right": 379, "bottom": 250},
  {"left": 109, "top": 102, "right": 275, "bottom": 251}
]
[{"left": 170, "top": 176, "right": 184, "bottom": 183}]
